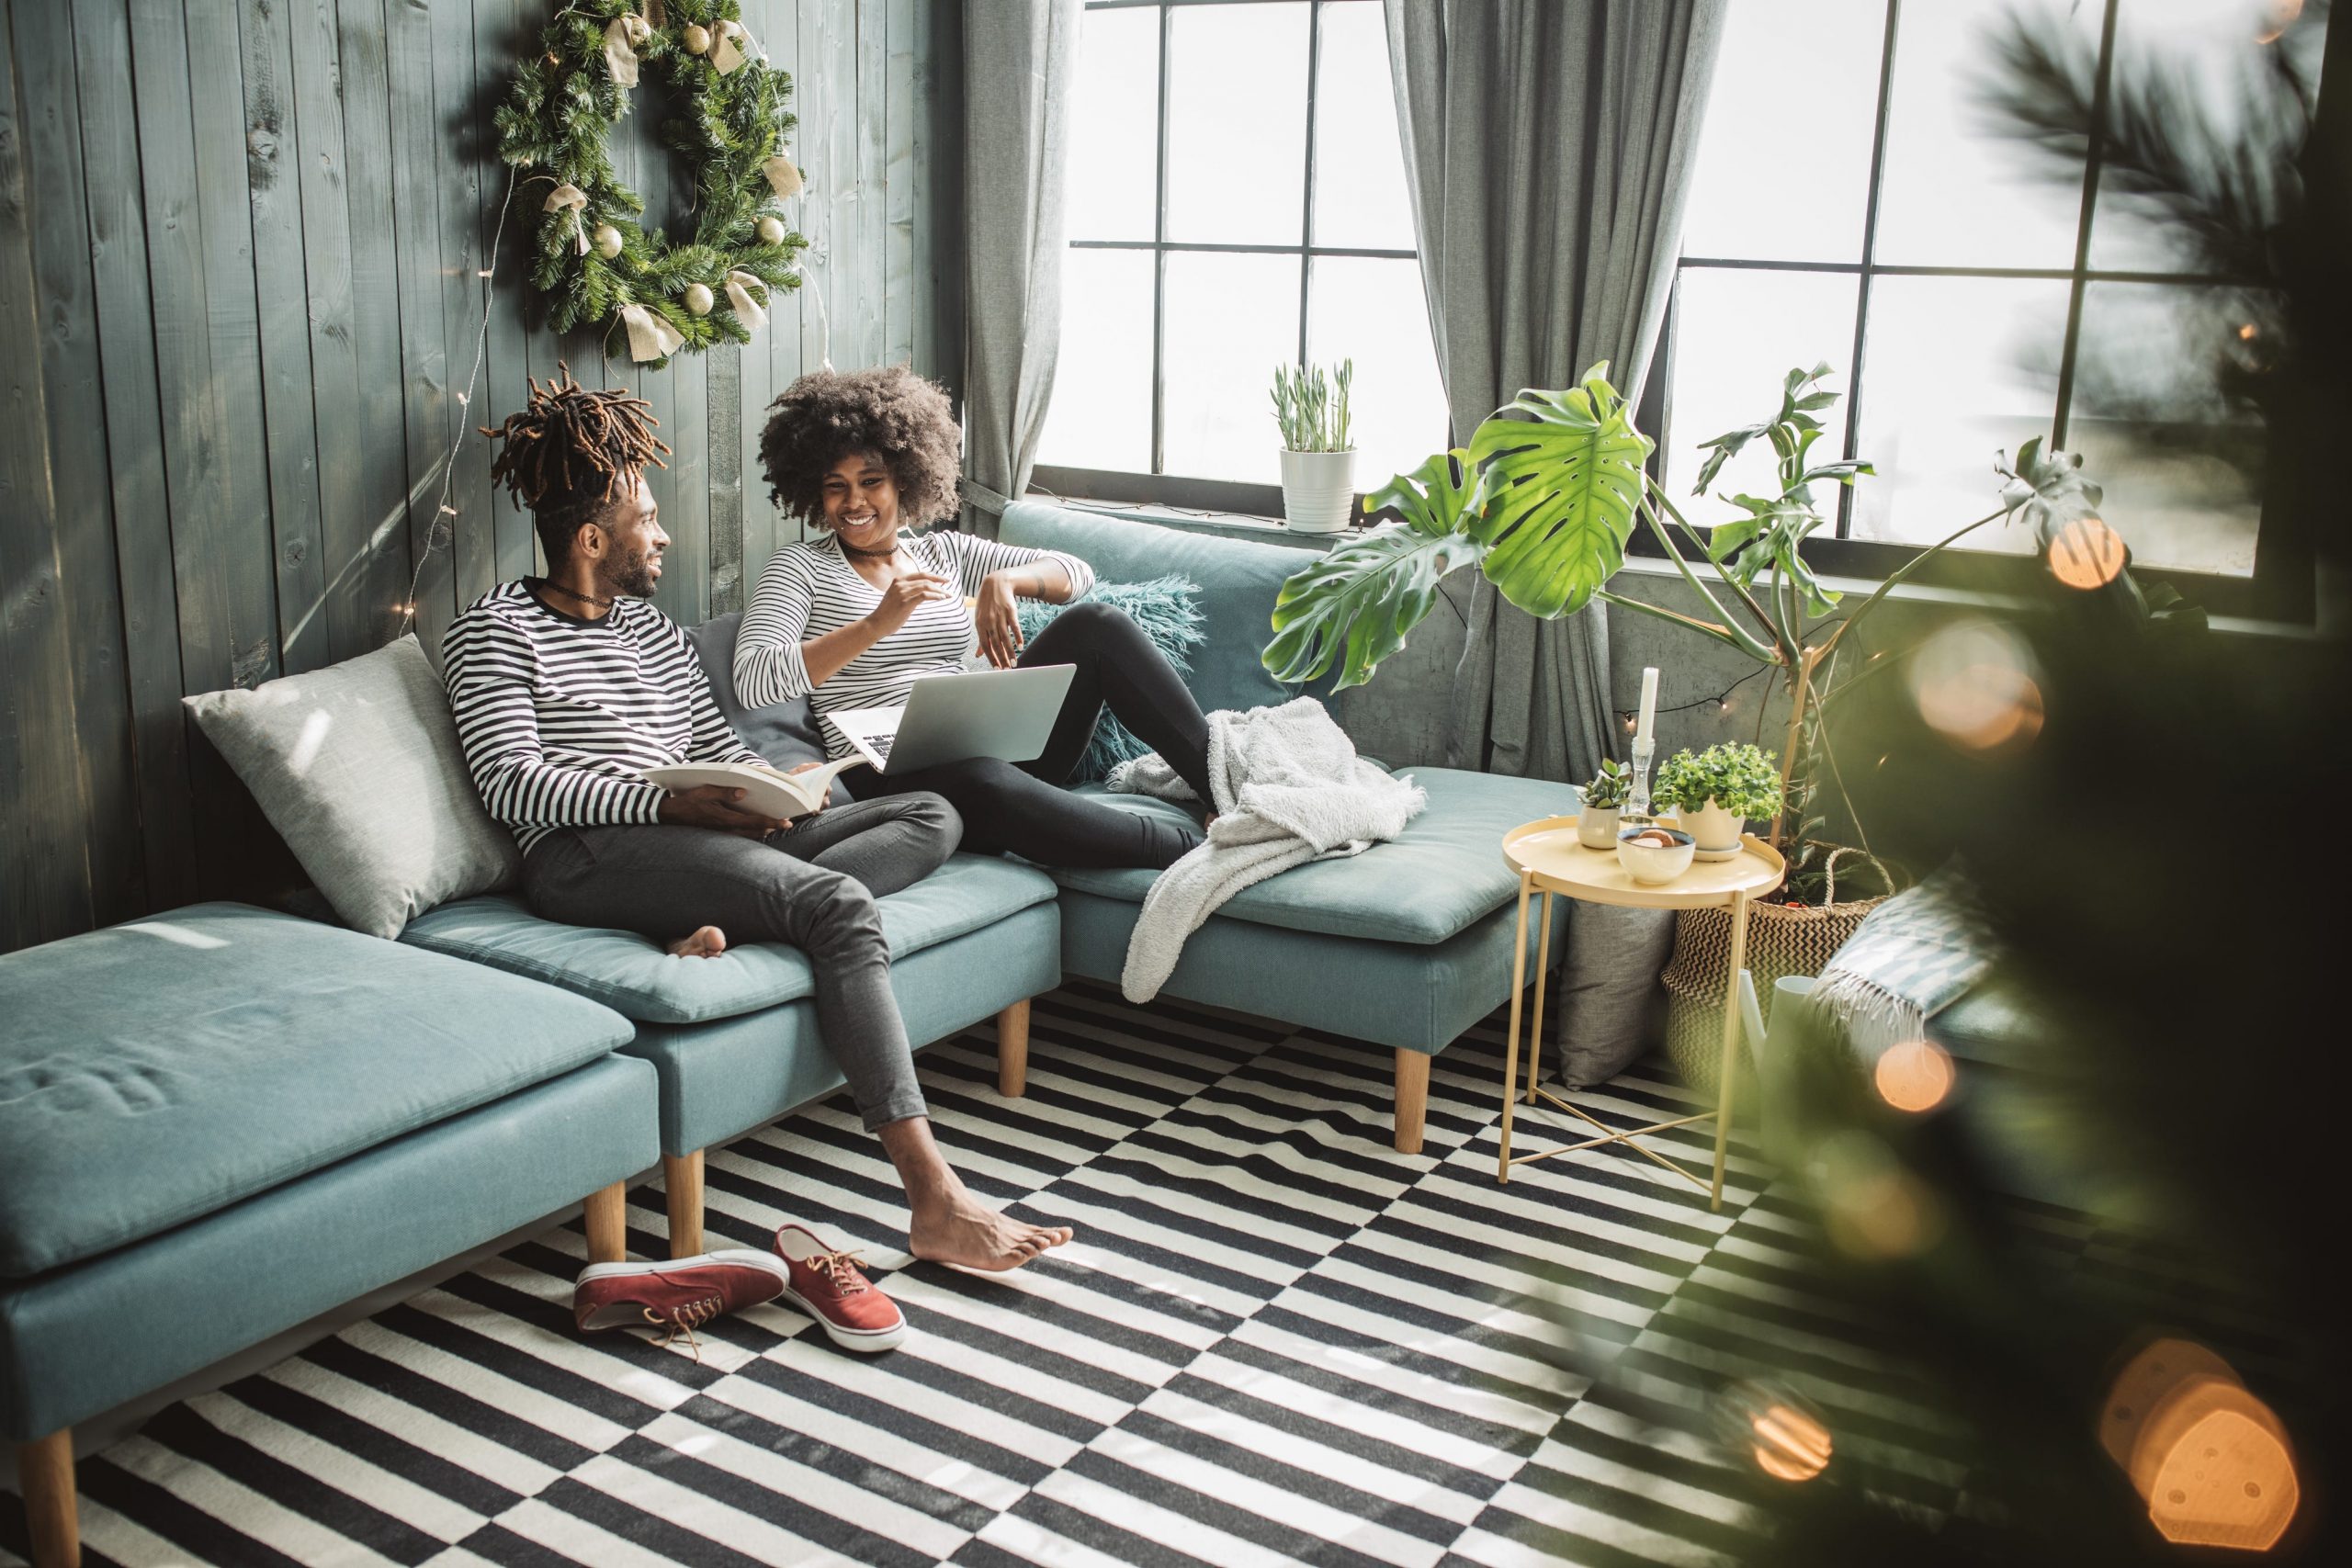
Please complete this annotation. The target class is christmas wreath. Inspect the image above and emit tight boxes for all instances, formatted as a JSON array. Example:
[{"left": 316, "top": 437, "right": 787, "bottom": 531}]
[{"left": 492, "top": 0, "right": 808, "bottom": 366}]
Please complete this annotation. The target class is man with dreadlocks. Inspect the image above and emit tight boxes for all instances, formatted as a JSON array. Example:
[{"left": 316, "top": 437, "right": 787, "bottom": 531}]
[{"left": 444, "top": 369, "right": 1072, "bottom": 1297}]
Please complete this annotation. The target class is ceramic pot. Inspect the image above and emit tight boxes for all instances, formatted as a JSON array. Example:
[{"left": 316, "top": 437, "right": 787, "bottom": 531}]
[
  {"left": 1680, "top": 798, "right": 1745, "bottom": 859},
  {"left": 1279, "top": 448, "right": 1357, "bottom": 533},
  {"left": 1577, "top": 806, "right": 1622, "bottom": 848}
]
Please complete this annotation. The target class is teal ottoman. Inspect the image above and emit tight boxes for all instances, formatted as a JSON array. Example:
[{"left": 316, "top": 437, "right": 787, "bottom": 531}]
[
  {"left": 0, "top": 902, "right": 651, "bottom": 1568},
  {"left": 401, "top": 852, "right": 1062, "bottom": 1257}
]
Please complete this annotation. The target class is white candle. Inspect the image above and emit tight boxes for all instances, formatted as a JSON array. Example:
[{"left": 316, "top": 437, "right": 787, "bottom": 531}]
[{"left": 1634, "top": 666, "right": 1659, "bottom": 750}]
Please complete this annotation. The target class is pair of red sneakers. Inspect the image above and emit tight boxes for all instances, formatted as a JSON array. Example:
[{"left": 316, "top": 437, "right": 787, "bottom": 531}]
[{"left": 573, "top": 1223, "right": 907, "bottom": 1354}]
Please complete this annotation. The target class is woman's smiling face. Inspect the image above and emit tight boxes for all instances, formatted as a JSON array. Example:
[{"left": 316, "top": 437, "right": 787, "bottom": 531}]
[{"left": 821, "top": 451, "right": 901, "bottom": 549}]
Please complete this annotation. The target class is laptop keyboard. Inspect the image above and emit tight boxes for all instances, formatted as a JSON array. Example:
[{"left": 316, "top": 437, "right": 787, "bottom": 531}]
[{"left": 868, "top": 733, "right": 894, "bottom": 761}]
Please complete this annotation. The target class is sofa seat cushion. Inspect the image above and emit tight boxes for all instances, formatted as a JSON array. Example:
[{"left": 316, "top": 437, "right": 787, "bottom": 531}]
[
  {"left": 1049, "top": 765, "right": 1573, "bottom": 945},
  {"left": 401, "top": 852, "right": 1060, "bottom": 1024},
  {"left": 0, "top": 903, "right": 632, "bottom": 1279}
]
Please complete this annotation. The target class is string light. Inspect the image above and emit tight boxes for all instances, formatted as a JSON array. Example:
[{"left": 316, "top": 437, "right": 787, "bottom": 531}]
[{"left": 1614, "top": 664, "right": 1773, "bottom": 733}]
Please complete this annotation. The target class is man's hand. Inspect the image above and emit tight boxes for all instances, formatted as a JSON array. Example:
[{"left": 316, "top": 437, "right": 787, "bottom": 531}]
[
  {"left": 975, "top": 571, "right": 1024, "bottom": 669},
  {"left": 658, "top": 784, "right": 793, "bottom": 837}
]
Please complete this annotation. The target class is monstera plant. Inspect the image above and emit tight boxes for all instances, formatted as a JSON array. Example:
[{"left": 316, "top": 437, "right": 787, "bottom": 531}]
[{"left": 1261, "top": 360, "right": 2120, "bottom": 865}]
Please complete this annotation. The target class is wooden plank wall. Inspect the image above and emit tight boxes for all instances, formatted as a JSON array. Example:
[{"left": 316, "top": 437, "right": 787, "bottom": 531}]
[{"left": 0, "top": 0, "right": 966, "bottom": 953}]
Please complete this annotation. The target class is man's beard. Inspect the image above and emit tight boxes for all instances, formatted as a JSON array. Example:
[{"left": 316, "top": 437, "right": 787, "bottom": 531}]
[{"left": 608, "top": 548, "right": 660, "bottom": 598}]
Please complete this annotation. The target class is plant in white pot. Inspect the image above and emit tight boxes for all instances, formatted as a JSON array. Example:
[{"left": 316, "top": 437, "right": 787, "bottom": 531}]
[
  {"left": 1654, "top": 742, "right": 1785, "bottom": 863},
  {"left": 1576, "top": 758, "right": 1632, "bottom": 848},
  {"left": 1270, "top": 358, "right": 1355, "bottom": 533}
]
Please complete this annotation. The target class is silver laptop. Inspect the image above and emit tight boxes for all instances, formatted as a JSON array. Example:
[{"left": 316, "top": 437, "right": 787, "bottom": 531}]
[{"left": 831, "top": 663, "right": 1078, "bottom": 775}]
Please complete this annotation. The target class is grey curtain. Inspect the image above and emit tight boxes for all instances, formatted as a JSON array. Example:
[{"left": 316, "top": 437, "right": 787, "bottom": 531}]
[
  {"left": 960, "top": 0, "right": 1083, "bottom": 536},
  {"left": 1385, "top": 0, "right": 1725, "bottom": 781}
]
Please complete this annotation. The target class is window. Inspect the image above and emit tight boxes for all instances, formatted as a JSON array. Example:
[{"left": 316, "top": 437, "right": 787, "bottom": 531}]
[
  {"left": 1662, "top": 0, "right": 2325, "bottom": 594},
  {"left": 1037, "top": 0, "right": 1449, "bottom": 511}
]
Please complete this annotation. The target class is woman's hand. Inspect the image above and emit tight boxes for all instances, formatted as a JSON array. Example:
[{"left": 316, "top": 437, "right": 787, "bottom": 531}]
[
  {"left": 658, "top": 784, "right": 794, "bottom": 838},
  {"left": 975, "top": 571, "right": 1026, "bottom": 669},
  {"left": 863, "top": 571, "right": 951, "bottom": 637}
]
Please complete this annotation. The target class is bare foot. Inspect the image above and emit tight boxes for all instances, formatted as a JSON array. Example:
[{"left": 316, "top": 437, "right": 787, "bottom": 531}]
[
  {"left": 666, "top": 925, "right": 728, "bottom": 959},
  {"left": 909, "top": 1185, "right": 1072, "bottom": 1272}
]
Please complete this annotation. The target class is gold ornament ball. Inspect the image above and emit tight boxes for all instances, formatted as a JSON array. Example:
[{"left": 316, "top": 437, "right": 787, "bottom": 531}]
[
  {"left": 683, "top": 23, "right": 711, "bottom": 54},
  {"left": 684, "top": 282, "right": 715, "bottom": 317},
  {"left": 756, "top": 215, "right": 786, "bottom": 245},
  {"left": 542, "top": 50, "right": 560, "bottom": 68},
  {"left": 593, "top": 223, "right": 623, "bottom": 259}
]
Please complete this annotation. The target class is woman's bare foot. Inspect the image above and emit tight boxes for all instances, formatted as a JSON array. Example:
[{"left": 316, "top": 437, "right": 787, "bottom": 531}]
[
  {"left": 909, "top": 1185, "right": 1072, "bottom": 1272},
  {"left": 666, "top": 925, "right": 728, "bottom": 959}
]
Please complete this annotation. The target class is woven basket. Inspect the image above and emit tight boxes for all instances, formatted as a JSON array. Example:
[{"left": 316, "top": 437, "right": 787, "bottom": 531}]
[{"left": 1661, "top": 843, "right": 1901, "bottom": 1098}]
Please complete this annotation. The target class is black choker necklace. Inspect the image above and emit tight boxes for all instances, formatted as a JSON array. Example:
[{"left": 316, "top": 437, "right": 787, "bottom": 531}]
[
  {"left": 535, "top": 579, "right": 616, "bottom": 611},
  {"left": 836, "top": 530, "right": 902, "bottom": 559}
]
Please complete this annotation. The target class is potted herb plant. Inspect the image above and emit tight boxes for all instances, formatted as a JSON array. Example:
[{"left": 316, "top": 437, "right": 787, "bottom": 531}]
[
  {"left": 1270, "top": 359, "right": 1355, "bottom": 533},
  {"left": 1576, "top": 758, "right": 1632, "bottom": 847},
  {"left": 1654, "top": 743, "right": 1784, "bottom": 862}
]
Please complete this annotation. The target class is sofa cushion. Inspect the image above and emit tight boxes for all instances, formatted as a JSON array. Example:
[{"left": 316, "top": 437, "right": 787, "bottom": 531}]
[
  {"left": 1049, "top": 765, "right": 1573, "bottom": 944},
  {"left": 401, "top": 852, "right": 1060, "bottom": 1024},
  {"left": 0, "top": 902, "right": 632, "bottom": 1279}
]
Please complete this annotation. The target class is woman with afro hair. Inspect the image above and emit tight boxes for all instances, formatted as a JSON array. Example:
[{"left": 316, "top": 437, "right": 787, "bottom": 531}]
[{"left": 738, "top": 366, "right": 1216, "bottom": 870}]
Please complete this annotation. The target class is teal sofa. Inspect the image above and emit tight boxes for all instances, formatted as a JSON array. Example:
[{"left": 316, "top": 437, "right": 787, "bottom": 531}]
[{"left": 0, "top": 903, "right": 655, "bottom": 1568}]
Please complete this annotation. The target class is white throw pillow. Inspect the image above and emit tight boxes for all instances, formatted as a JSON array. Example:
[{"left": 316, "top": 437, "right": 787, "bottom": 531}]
[{"left": 184, "top": 636, "right": 520, "bottom": 939}]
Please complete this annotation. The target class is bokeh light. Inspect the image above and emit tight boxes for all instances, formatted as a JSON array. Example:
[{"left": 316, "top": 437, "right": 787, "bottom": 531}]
[
  {"left": 1910, "top": 620, "right": 2045, "bottom": 752},
  {"left": 2100, "top": 1338, "right": 2300, "bottom": 1551},
  {"left": 2048, "top": 515, "right": 2128, "bottom": 590},
  {"left": 1715, "top": 1382, "right": 1834, "bottom": 1483},
  {"left": 1813, "top": 1132, "right": 1943, "bottom": 1258},
  {"left": 2256, "top": 0, "right": 2303, "bottom": 45},
  {"left": 1873, "top": 1039, "right": 1956, "bottom": 1112}
]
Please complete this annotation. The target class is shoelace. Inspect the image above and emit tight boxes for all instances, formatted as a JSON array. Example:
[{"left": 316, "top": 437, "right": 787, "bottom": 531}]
[
  {"left": 807, "top": 1249, "right": 869, "bottom": 1295},
  {"left": 642, "top": 1294, "right": 724, "bottom": 1359}
]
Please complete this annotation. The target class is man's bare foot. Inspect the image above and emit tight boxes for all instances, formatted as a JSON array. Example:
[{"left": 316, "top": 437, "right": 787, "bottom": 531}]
[
  {"left": 909, "top": 1186, "right": 1072, "bottom": 1272},
  {"left": 666, "top": 925, "right": 727, "bottom": 959}
]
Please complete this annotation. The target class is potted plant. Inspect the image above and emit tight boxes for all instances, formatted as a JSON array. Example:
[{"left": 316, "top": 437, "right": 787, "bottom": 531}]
[
  {"left": 1576, "top": 758, "right": 1632, "bottom": 847},
  {"left": 1654, "top": 742, "right": 1784, "bottom": 862},
  {"left": 1270, "top": 358, "right": 1355, "bottom": 533}
]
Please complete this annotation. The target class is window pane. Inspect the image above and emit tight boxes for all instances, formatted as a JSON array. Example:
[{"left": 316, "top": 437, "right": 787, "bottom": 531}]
[
  {"left": 1849, "top": 276, "right": 2069, "bottom": 549},
  {"left": 1871, "top": 0, "right": 2090, "bottom": 267},
  {"left": 1661, "top": 267, "right": 1861, "bottom": 508},
  {"left": 2088, "top": 0, "right": 2325, "bottom": 272},
  {"left": 1310, "top": 3, "right": 1414, "bottom": 252},
  {"left": 1165, "top": 3, "right": 1310, "bottom": 245},
  {"left": 1679, "top": 0, "right": 1883, "bottom": 265},
  {"left": 1066, "top": 6, "right": 1160, "bottom": 243},
  {"left": 1162, "top": 252, "right": 1303, "bottom": 482},
  {"left": 1306, "top": 256, "right": 1447, "bottom": 491},
  {"left": 2066, "top": 281, "right": 2266, "bottom": 575},
  {"left": 1037, "top": 248, "right": 1156, "bottom": 475}
]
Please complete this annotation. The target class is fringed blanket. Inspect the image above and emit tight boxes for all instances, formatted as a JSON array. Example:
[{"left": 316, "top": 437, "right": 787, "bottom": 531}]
[{"left": 1809, "top": 863, "right": 1997, "bottom": 1059}]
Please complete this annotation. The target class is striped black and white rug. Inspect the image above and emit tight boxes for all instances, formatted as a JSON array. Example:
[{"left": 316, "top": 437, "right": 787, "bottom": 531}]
[{"left": 6, "top": 982, "right": 2182, "bottom": 1568}]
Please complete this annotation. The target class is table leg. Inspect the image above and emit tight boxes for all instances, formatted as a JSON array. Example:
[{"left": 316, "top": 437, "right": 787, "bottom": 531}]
[
  {"left": 1711, "top": 886, "right": 1751, "bottom": 1212},
  {"left": 1498, "top": 871, "right": 1532, "bottom": 1183},
  {"left": 1522, "top": 892, "right": 1555, "bottom": 1104}
]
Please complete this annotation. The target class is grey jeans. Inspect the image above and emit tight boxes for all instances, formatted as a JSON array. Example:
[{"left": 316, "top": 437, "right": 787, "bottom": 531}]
[{"left": 520, "top": 793, "right": 962, "bottom": 1130}]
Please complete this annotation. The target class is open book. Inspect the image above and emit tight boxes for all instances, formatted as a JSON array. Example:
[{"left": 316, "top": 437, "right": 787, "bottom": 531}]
[{"left": 642, "top": 758, "right": 865, "bottom": 818}]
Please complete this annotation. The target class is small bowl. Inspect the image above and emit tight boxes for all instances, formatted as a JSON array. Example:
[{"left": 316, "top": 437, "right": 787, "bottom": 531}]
[{"left": 1616, "top": 825, "right": 1696, "bottom": 885}]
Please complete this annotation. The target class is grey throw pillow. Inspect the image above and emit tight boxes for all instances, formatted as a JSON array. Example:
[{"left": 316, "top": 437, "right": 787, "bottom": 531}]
[
  {"left": 184, "top": 636, "right": 521, "bottom": 940},
  {"left": 1554, "top": 900, "right": 1680, "bottom": 1088},
  {"left": 684, "top": 613, "right": 843, "bottom": 806}
]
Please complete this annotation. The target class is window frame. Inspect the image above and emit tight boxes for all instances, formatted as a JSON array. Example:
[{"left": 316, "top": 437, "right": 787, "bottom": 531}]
[
  {"left": 1640, "top": 0, "right": 2316, "bottom": 622},
  {"left": 1038, "top": 0, "right": 1414, "bottom": 521}
]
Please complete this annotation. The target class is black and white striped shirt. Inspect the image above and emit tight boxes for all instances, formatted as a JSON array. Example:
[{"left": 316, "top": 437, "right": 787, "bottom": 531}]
[
  {"left": 442, "top": 581, "right": 762, "bottom": 854},
  {"left": 735, "top": 529, "right": 1094, "bottom": 758}
]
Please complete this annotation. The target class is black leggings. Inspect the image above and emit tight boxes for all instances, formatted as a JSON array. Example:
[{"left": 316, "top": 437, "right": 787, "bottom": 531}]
[{"left": 842, "top": 600, "right": 1214, "bottom": 870}]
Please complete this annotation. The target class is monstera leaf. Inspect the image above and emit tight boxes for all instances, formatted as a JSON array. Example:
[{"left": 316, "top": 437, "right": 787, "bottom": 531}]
[
  {"left": 1464, "top": 364, "right": 1652, "bottom": 620},
  {"left": 1262, "top": 451, "right": 1485, "bottom": 689},
  {"left": 1996, "top": 435, "right": 2104, "bottom": 545}
]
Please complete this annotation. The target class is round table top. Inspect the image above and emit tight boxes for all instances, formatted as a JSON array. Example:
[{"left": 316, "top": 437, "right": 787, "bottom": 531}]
[{"left": 1502, "top": 815, "right": 1787, "bottom": 909}]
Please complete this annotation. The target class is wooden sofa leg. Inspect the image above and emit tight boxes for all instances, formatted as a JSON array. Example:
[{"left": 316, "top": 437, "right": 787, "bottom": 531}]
[
  {"left": 17, "top": 1428, "right": 78, "bottom": 1568},
  {"left": 583, "top": 1180, "right": 628, "bottom": 1265},
  {"left": 997, "top": 998, "right": 1031, "bottom": 1099},
  {"left": 1394, "top": 1049, "right": 1430, "bottom": 1156},
  {"left": 663, "top": 1150, "right": 707, "bottom": 1259}
]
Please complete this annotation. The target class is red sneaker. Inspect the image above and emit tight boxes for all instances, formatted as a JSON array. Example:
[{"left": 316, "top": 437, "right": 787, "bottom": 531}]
[
  {"left": 573, "top": 1250, "right": 790, "bottom": 1353},
  {"left": 773, "top": 1223, "right": 908, "bottom": 1353}
]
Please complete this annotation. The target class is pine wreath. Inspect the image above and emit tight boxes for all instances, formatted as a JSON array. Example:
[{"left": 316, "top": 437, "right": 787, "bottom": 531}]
[{"left": 493, "top": 0, "right": 808, "bottom": 366}]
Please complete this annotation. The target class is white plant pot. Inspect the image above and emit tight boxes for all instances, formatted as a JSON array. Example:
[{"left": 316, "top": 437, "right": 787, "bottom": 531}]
[
  {"left": 1577, "top": 805, "right": 1622, "bottom": 848},
  {"left": 1279, "top": 448, "right": 1357, "bottom": 533},
  {"left": 1680, "top": 799, "right": 1746, "bottom": 861}
]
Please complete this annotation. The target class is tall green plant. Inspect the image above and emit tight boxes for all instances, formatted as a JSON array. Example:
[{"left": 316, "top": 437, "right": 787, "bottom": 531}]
[
  {"left": 1270, "top": 359, "right": 1355, "bottom": 452},
  {"left": 1262, "top": 360, "right": 2097, "bottom": 856}
]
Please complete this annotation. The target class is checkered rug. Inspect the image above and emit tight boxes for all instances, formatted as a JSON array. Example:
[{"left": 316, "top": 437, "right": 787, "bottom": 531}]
[{"left": 6, "top": 981, "right": 2193, "bottom": 1568}]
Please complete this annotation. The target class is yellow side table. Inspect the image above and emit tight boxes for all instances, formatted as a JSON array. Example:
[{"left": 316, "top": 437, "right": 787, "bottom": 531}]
[{"left": 1498, "top": 815, "right": 1786, "bottom": 1211}]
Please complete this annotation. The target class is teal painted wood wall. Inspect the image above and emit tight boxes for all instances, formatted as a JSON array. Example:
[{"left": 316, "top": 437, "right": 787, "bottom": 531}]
[{"left": 0, "top": 0, "right": 965, "bottom": 953}]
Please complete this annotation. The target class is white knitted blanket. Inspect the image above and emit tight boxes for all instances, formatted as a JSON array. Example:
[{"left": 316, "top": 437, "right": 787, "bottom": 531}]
[{"left": 1105, "top": 697, "right": 1424, "bottom": 1002}]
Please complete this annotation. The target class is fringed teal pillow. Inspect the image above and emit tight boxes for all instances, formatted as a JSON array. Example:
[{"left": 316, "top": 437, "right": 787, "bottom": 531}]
[{"left": 1016, "top": 575, "right": 1204, "bottom": 782}]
